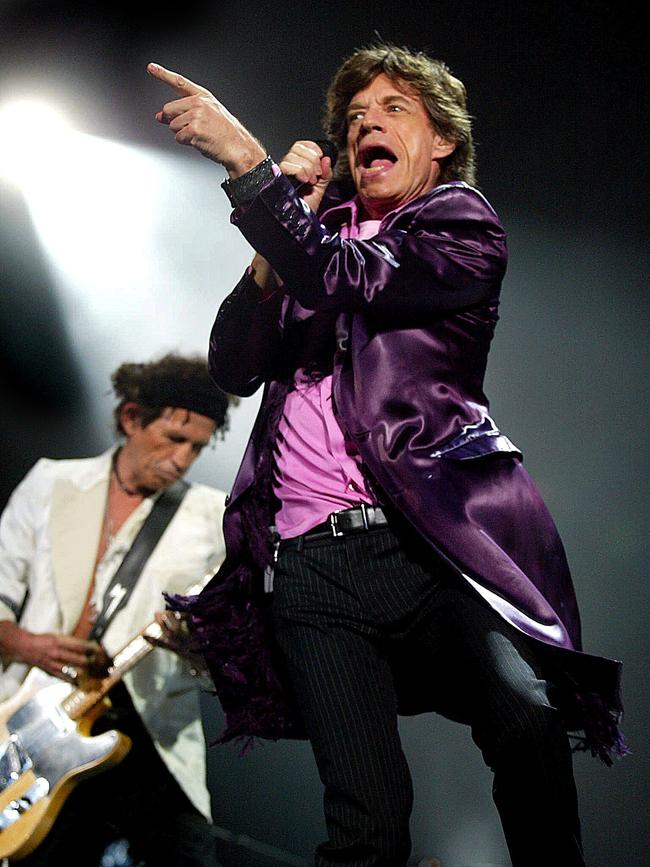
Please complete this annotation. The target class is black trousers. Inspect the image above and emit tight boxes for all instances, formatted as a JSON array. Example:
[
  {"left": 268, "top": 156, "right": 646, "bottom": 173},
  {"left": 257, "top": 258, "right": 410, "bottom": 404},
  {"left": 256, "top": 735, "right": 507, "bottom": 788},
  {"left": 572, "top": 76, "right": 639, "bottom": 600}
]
[
  {"left": 14, "top": 682, "right": 218, "bottom": 867},
  {"left": 272, "top": 520, "right": 585, "bottom": 867}
]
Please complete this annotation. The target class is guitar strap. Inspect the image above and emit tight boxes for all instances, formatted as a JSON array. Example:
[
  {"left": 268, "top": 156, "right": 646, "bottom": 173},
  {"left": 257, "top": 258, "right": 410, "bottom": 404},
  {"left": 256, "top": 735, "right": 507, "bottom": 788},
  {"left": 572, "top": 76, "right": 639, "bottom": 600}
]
[{"left": 89, "top": 480, "right": 190, "bottom": 643}]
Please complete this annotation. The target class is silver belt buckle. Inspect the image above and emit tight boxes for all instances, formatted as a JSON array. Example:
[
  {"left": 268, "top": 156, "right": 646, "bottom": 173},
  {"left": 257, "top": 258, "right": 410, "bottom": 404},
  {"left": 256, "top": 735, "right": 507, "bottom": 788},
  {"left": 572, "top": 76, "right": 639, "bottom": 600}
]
[
  {"left": 359, "top": 502, "right": 369, "bottom": 529},
  {"left": 329, "top": 505, "right": 371, "bottom": 536},
  {"left": 329, "top": 511, "right": 344, "bottom": 536}
]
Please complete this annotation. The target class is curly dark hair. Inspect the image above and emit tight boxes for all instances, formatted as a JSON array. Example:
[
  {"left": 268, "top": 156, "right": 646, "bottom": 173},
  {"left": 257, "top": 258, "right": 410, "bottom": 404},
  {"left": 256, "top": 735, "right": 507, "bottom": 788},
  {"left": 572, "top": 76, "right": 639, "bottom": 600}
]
[
  {"left": 111, "top": 352, "right": 238, "bottom": 437},
  {"left": 324, "top": 44, "right": 476, "bottom": 187}
]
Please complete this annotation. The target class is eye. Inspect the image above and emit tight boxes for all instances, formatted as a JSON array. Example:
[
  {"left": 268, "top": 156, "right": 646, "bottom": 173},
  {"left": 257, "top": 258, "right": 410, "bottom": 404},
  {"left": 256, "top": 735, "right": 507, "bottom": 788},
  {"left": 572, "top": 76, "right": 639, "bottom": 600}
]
[
  {"left": 387, "top": 104, "right": 404, "bottom": 113},
  {"left": 347, "top": 111, "right": 364, "bottom": 124}
]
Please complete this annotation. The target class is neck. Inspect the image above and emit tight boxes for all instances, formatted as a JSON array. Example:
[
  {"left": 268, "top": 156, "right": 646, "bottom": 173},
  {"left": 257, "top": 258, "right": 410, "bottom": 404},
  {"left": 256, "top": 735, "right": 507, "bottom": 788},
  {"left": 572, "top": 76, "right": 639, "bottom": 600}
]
[
  {"left": 358, "top": 200, "right": 391, "bottom": 221},
  {"left": 113, "top": 448, "right": 145, "bottom": 497}
]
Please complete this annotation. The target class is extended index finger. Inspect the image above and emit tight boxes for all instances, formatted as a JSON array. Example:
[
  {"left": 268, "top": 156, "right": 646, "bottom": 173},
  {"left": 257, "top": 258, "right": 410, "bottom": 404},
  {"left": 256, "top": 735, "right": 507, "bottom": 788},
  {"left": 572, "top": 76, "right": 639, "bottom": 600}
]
[{"left": 147, "top": 62, "right": 208, "bottom": 97}]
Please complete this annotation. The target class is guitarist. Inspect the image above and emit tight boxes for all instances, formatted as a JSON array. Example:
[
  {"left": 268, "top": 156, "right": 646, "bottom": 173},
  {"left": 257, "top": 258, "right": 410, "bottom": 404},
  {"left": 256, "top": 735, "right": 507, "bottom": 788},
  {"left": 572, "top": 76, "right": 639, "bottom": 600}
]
[{"left": 0, "top": 353, "right": 234, "bottom": 866}]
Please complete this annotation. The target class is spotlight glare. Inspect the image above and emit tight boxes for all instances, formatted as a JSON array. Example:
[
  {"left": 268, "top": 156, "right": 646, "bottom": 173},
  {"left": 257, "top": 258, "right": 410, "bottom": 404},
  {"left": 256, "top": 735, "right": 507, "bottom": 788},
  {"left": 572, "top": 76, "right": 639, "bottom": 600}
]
[{"left": 0, "top": 99, "right": 73, "bottom": 186}]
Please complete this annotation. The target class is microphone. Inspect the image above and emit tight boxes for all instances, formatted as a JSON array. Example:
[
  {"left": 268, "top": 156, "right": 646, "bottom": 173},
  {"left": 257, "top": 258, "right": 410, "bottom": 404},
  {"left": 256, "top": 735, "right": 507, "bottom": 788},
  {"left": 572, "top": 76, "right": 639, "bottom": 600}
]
[
  {"left": 315, "top": 138, "right": 338, "bottom": 170},
  {"left": 287, "top": 139, "right": 338, "bottom": 191}
]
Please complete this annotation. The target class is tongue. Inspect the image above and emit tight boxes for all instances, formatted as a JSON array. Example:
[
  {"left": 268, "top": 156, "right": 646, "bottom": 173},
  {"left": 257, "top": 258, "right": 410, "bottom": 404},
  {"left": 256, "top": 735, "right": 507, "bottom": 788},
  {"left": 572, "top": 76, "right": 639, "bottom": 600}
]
[{"left": 370, "top": 158, "right": 393, "bottom": 169}]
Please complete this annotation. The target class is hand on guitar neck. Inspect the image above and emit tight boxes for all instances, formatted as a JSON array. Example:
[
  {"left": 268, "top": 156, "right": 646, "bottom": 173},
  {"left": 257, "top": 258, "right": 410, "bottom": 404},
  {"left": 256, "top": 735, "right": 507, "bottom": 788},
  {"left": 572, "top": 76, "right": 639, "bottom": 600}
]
[{"left": 0, "top": 621, "right": 110, "bottom": 684}]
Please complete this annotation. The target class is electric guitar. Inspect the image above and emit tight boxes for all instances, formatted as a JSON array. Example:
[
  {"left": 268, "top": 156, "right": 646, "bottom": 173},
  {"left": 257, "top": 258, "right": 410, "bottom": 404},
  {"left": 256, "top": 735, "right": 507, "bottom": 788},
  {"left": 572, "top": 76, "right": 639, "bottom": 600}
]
[{"left": 0, "top": 578, "right": 211, "bottom": 861}]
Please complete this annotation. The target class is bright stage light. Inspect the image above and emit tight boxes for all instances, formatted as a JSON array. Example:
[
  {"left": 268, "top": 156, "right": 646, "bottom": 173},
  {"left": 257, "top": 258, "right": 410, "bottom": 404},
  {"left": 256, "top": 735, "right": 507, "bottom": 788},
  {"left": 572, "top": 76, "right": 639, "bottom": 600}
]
[
  {"left": 22, "top": 131, "right": 161, "bottom": 300},
  {"left": 0, "top": 99, "right": 74, "bottom": 186},
  {"left": 2, "top": 100, "right": 259, "bottom": 490}
]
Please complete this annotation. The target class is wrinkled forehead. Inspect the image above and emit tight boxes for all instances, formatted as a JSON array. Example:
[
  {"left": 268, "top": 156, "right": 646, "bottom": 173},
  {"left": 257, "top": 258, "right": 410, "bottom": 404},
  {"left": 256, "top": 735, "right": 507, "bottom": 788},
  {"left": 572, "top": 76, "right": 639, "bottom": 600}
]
[{"left": 347, "top": 72, "right": 421, "bottom": 107}]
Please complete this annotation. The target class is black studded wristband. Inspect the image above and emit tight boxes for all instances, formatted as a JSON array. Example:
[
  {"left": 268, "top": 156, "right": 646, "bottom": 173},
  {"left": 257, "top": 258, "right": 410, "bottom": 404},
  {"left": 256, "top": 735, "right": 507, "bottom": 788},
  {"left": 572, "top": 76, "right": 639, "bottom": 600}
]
[{"left": 221, "top": 156, "right": 274, "bottom": 208}]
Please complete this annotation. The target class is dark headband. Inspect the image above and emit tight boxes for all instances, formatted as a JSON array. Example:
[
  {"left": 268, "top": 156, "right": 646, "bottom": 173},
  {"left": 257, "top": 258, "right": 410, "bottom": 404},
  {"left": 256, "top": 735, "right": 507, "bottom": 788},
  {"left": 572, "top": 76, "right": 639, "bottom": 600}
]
[{"left": 137, "top": 372, "right": 228, "bottom": 424}]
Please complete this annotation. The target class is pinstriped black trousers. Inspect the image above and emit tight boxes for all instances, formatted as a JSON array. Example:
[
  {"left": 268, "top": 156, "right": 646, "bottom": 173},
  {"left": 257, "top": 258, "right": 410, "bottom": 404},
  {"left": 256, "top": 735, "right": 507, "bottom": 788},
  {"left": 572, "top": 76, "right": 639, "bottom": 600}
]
[{"left": 272, "top": 520, "right": 585, "bottom": 867}]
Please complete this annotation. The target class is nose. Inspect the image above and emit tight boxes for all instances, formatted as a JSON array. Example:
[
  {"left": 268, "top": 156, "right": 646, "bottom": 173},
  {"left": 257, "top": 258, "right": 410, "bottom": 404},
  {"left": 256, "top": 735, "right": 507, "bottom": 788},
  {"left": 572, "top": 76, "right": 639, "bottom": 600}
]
[
  {"left": 172, "top": 443, "right": 196, "bottom": 473},
  {"left": 360, "top": 106, "right": 385, "bottom": 135}
]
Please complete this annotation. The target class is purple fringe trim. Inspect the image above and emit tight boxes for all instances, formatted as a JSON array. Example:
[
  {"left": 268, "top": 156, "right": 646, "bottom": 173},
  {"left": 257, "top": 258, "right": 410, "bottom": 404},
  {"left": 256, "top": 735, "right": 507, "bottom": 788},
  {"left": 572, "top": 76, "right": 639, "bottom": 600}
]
[
  {"left": 569, "top": 691, "right": 629, "bottom": 766},
  {"left": 167, "top": 572, "right": 630, "bottom": 765},
  {"left": 165, "top": 559, "right": 305, "bottom": 751}
]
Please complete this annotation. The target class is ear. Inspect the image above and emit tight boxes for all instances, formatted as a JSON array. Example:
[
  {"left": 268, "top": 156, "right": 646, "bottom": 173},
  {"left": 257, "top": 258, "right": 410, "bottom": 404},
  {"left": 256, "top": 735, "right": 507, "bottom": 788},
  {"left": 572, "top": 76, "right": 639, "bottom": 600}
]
[
  {"left": 119, "top": 402, "right": 144, "bottom": 437},
  {"left": 431, "top": 134, "right": 456, "bottom": 161}
]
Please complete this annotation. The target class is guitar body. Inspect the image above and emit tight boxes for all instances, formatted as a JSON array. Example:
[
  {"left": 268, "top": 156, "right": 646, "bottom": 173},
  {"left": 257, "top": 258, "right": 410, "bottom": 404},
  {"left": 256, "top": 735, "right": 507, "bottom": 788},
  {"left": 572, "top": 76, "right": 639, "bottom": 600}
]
[
  {"left": 0, "top": 668, "right": 131, "bottom": 860},
  {"left": 0, "top": 574, "right": 213, "bottom": 861}
]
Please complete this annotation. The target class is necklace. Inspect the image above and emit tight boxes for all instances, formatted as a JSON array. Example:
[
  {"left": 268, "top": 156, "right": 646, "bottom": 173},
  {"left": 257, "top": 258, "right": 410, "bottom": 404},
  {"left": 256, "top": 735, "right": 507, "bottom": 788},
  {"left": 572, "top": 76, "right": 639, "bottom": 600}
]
[{"left": 113, "top": 449, "right": 141, "bottom": 497}]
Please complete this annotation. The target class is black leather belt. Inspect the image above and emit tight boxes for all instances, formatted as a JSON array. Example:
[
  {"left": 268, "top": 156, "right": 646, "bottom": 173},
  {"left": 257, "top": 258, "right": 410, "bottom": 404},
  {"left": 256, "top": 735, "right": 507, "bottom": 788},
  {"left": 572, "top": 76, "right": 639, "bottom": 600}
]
[{"left": 279, "top": 504, "right": 388, "bottom": 549}]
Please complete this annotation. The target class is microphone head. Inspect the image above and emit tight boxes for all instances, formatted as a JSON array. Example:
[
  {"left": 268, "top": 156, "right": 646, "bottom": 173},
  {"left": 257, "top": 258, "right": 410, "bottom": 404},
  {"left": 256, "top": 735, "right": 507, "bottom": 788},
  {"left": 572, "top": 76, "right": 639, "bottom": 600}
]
[
  {"left": 314, "top": 139, "right": 338, "bottom": 171},
  {"left": 285, "top": 139, "right": 339, "bottom": 192}
]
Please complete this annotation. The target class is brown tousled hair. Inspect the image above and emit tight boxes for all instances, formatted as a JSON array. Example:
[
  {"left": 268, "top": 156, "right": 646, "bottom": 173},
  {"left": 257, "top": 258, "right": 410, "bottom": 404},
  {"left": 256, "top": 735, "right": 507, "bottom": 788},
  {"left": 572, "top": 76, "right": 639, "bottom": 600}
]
[
  {"left": 324, "top": 44, "right": 476, "bottom": 187},
  {"left": 111, "top": 352, "right": 237, "bottom": 437}
]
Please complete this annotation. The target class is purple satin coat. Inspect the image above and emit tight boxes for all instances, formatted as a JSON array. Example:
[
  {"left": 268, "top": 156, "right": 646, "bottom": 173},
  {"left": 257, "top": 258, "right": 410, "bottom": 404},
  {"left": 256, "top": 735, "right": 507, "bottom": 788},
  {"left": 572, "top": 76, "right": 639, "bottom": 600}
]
[{"left": 176, "top": 175, "right": 624, "bottom": 762}]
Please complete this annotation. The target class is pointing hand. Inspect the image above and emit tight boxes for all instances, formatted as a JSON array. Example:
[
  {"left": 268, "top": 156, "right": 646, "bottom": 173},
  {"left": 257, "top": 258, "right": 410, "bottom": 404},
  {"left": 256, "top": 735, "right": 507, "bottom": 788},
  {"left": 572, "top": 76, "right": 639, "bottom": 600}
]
[{"left": 147, "top": 62, "right": 266, "bottom": 178}]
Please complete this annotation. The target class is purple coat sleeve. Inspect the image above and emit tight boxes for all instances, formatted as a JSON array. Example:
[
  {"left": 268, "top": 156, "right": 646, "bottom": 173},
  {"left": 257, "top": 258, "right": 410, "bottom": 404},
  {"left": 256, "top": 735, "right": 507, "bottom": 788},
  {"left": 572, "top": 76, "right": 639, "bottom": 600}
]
[
  {"left": 232, "top": 175, "right": 507, "bottom": 316},
  {"left": 208, "top": 270, "right": 285, "bottom": 397}
]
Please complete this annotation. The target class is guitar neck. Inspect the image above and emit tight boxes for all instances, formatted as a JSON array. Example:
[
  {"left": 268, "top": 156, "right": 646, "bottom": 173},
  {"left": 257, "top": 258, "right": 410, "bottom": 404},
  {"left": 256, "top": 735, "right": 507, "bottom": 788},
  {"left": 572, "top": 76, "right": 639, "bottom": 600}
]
[
  {"left": 62, "top": 621, "right": 162, "bottom": 721},
  {"left": 59, "top": 573, "right": 215, "bottom": 722}
]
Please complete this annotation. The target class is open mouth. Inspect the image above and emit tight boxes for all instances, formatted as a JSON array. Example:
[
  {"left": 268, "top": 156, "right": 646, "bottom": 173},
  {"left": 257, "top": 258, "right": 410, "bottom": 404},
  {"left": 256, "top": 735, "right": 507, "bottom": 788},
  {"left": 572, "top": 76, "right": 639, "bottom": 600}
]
[{"left": 358, "top": 144, "right": 397, "bottom": 173}]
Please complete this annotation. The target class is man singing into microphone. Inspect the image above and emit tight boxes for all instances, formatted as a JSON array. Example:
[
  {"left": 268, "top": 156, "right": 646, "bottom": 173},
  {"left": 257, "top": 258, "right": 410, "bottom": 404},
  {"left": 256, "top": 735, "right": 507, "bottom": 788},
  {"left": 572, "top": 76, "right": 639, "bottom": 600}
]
[{"left": 149, "top": 45, "right": 624, "bottom": 867}]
